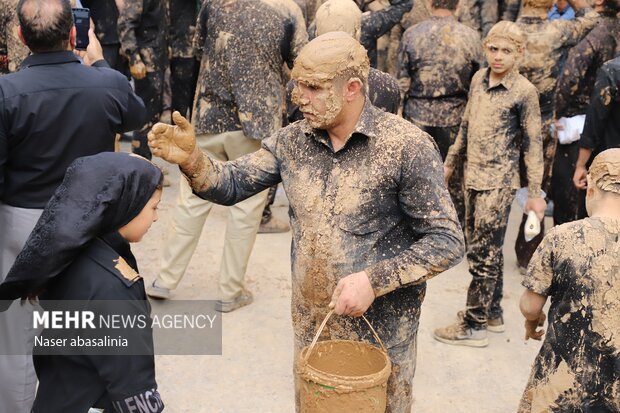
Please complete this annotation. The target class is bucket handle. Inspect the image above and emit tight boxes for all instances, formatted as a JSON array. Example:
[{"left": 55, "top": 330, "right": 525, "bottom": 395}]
[{"left": 303, "top": 310, "right": 387, "bottom": 363}]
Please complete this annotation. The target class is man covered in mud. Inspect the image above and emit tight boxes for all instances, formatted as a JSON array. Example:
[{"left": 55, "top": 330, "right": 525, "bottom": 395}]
[
  {"left": 117, "top": 0, "right": 167, "bottom": 159},
  {"left": 0, "top": 0, "right": 29, "bottom": 73},
  {"left": 519, "top": 148, "right": 620, "bottom": 412},
  {"left": 552, "top": 0, "right": 620, "bottom": 226},
  {"left": 398, "top": 0, "right": 484, "bottom": 226},
  {"left": 148, "top": 32, "right": 464, "bottom": 412},
  {"left": 434, "top": 21, "right": 545, "bottom": 347},
  {"left": 513, "top": 0, "right": 598, "bottom": 271},
  {"left": 455, "top": 0, "right": 499, "bottom": 37}
]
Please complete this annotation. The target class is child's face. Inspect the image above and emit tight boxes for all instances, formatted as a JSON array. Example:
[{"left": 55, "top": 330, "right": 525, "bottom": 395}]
[
  {"left": 485, "top": 38, "right": 520, "bottom": 77},
  {"left": 119, "top": 189, "right": 162, "bottom": 243}
]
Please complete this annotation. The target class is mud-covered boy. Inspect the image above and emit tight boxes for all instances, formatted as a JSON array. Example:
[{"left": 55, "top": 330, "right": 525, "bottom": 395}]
[
  {"left": 519, "top": 148, "right": 620, "bottom": 411},
  {"left": 434, "top": 21, "right": 546, "bottom": 347}
]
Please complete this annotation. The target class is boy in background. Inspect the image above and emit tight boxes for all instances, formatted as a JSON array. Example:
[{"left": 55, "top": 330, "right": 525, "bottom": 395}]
[
  {"left": 434, "top": 21, "right": 545, "bottom": 347},
  {"left": 519, "top": 148, "right": 620, "bottom": 411}
]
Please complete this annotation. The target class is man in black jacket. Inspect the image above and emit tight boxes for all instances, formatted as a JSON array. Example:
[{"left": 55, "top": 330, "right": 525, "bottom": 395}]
[{"left": 0, "top": 1, "right": 145, "bottom": 411}]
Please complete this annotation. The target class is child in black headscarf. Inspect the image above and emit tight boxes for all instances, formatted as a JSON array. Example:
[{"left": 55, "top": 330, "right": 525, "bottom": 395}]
[{"left": 0, "top": 152, "right": 165, "bottom": 413}]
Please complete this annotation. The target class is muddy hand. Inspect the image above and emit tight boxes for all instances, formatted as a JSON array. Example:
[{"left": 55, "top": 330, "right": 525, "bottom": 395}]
[
  {"left": 148, "top": 111, "right": 196, "bottom": 166},
  {"left": 524, "top": 312, "right": 546, "bottom": 341},
  {"left": 130, "top": 61, "right": 147, "bottom": 80},
  {"left": 329, "top": 271, "right": 375, "bottom": 317}
]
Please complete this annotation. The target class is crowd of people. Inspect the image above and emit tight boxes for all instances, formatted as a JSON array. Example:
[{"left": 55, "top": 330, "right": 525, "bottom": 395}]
[{"left": 0, "top": 0, "right": 618, "bottom": 412}]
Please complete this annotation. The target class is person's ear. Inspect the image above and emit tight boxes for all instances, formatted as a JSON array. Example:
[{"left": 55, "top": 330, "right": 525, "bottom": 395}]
[
  {"left": 69, "top": 25, "right": 77, "bottom": 49},
  {"left": 345, "top": 78, "right": 363, "bottom": 101},
  {"left": 17, "top": 26, "right": 27, "bottom": 47}
]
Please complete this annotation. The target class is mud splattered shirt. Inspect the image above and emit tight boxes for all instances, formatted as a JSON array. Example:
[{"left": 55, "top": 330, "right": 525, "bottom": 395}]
[
  {"left": 168, "top": 0, "right": 197, "bottom": 58},
  {"left": 189, "top": 101, "right": 464, "bottom": 343},
  {"left": 555, "top": 14, "right": 620, "bottom": 118},
  {"left": 361, "top": 0, "right": 412, "bottom": 67},
  {"left": 516, "top": 9, "right": 598, "bottom": 115},
  {"left": 0, "top": 0, "right": 29, "bottom": 73},
  {"left": 455, "top": 0, "right": 498, "bottom": 37},
  {"left": 398, "top": 15, "right": 484, "bottom": 127},
  {"left": 520, "top": 217, "right": 620, "bottom": 413},
  {"left": 581, "top": 56, "right": 620, "bottom": 156},
  {"left": 192, "top": 0, "right": 307, "bottom": 140},
  {"left": 445, "top": 68, "right": 543, "bottom": 196},
  {"left": 117, "top": 0, "right": 167, "bottom": 66}
]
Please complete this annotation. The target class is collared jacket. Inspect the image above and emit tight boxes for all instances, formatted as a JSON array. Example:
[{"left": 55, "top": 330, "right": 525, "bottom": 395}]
[
  {"left": 32, "top": 236, "right": 163, "bottom": 413},
  {"left": 555, "top": 14, "right": 620, "bottom": 118},
  {"left": 0, "top": 52, "right": 146, "bottom": 208},
  {"left": 399, "top": 15, "right": 484, "bottom": 128},
  {"left": 445, "top": 68, "right": 543, "bottom": 197},
  {"left": 192, "top": 0, "right": 307, "bottom": 140},
  {"left": 187, "top": 101, "right": 464, "bottom": 347}
]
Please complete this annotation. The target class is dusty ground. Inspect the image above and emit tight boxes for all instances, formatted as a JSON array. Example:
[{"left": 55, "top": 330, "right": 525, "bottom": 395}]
[{"left": 135, "top": 157, "right": 547, "bottom": 413}]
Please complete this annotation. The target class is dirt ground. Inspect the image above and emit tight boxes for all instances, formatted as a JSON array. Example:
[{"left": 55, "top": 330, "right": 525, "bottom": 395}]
[{"left": 135, "top": 157, "right": 547, "bottom": 413}]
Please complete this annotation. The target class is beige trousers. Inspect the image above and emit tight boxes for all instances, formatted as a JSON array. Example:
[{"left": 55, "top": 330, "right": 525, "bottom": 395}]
[{"left": 157, "top": 131, "right": 268, "bottom": 299}]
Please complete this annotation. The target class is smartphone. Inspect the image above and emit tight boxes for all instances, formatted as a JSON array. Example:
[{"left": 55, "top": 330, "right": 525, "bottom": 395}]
[{"left": 71, "top": 7, "right": 90, "bottom": 50}]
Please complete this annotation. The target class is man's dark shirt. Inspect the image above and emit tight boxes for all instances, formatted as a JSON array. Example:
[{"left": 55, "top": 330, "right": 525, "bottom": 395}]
[
  {"left": 192, "top": 0, "right": 307, "bottom": 140},
  {"left": 286, "top": 67, "right": 400, "bottom": 123},
  {"left": 399, "top": 15, "right": 483, "bottom": 127},
  {"left": 580, "top": 56, "right": 620, "bottom": 156},
  {"left": 118, "top": 0, "right": 167, "bottom": 65},
  {"left": 361, "top": 0, "right": 412, "bottom": 67},
  {"left": 556, "top": 14, "right": 620, "bottom": 118},
  {"left": 81, "top": 0, "right": 120, "bottom": 46},
  {"left": 0, "top": 52, "right": 146, "bottom": 208}
]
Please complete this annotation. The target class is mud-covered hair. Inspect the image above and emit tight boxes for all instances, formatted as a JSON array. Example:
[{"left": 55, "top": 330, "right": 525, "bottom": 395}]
[
  {"left": 17, "top": 0, "right": 73, "bottom": 53},
  {"left": 484, "top": 21, "right": 526, "bottom": 50}
]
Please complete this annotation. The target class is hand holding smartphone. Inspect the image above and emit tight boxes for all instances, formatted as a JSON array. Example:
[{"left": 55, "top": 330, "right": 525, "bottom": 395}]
[{"left": 71, "top": 8, "right": 90, "bottom": 50}]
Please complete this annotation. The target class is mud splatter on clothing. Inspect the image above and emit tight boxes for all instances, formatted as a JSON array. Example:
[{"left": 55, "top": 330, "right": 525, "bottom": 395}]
[
  {"left": 361, "top": 0, "right": 412, "bottom": 67},
  {"left": 118, "top": 0, "right": 167, "bottom": 66},
  {"left": 516, "top": 9, "right": 598, "bottom": 116},
  {"left": 187, "top": 101, "right": 465, "bottom": 411},
  {"left": 168, "top": 0, "right": 197, "bottom": 59},
  {"left": 456, "top": 0, "right": 499, "bottom": 37},
  {"left": 519, "top": 217, "right": 620, "bottom": 412},
  {"left": 464, "top": 187, "right": 515, "bottom": 328},
  {"left": 556, "top": 14, "right": 620, "bottom": 118},
  {"left": 399, "top": 15, "right": 484, "bottom": 128},
  {"left": 192, "top": 0, "right": 307, "bottom": 140},
  {"left": 81, "top": 0, "right": 120, "bottom": 46},
  {"left": 0, "top": 0, "right": 29, "bottom": 73},
  {"left": 445, "top": 67, "right": 544, "bottom": 197}
]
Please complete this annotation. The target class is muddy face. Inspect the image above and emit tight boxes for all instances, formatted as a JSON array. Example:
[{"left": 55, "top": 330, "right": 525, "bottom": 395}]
[
  {"left": 292, "top": 80, "right": 344, "bottom": 129},
  {"left": 485, "top": 38, "right": 519, "bottom": 76}
]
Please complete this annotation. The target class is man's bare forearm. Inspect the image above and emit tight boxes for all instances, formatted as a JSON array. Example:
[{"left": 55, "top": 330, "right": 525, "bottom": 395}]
[{"left": 180, "top": 147, "right": 212, "bottom": 193}]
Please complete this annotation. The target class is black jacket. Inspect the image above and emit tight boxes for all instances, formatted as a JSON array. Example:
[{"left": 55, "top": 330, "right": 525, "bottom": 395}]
[
  {"left": 32, "top": 237, "right": 163, "bottom": 413},
  {"left": 0, "top": 51, "right": 146, "bottom": 208}
]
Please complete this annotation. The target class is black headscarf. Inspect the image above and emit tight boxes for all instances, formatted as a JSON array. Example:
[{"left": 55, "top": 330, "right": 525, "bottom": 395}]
[{"left": 0, "top": 152, "right": 162, "bottom": 302}]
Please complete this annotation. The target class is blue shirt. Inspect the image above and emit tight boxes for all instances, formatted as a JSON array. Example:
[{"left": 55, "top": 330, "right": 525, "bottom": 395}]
[{"left": 548, "top": 4, "right": 575, "bottom": 20}]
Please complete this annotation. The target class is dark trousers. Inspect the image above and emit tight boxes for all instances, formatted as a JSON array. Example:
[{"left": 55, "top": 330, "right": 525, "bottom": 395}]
[
  {"left": 515, "top": 115, "right": 557, "bottom": 268},
  {"left": 170, "top": 57, "right": 199, "bottom": 118},
  {"left": 417, "top": 124, "right": 466, "bottom": 227},
  {"left": 464, "top": 188, "right": 515, "bottom": 329},
  {"left": 132, "top": 54, "right": 166, "bottom": 160},
  {"left": 552, "top": 141, "right": 587, "bottom": 225}
]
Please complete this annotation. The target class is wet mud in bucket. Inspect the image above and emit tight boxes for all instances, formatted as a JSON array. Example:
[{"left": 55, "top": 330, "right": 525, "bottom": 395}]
[{"left": 296, "top": 311, "right": 392, "bottom": 412}]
